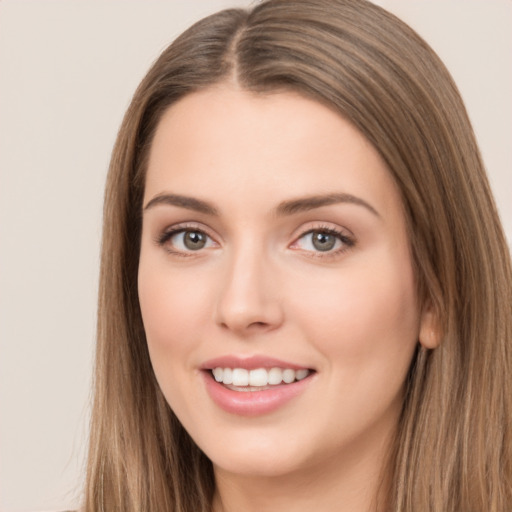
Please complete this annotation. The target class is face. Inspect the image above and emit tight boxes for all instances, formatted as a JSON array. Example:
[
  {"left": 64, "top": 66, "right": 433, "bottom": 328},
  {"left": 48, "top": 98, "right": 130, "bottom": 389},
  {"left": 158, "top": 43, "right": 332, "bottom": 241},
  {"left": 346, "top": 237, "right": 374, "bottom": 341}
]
[{"left": 138, "top": 85, "right": 430, "bottom": 479}]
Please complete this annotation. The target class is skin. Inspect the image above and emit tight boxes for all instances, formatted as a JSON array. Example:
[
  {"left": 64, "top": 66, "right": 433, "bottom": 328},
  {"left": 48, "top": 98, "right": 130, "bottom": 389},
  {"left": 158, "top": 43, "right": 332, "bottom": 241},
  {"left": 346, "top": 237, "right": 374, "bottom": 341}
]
[{"left": 138, "top": 84, "right": 435, "bottom": 512}]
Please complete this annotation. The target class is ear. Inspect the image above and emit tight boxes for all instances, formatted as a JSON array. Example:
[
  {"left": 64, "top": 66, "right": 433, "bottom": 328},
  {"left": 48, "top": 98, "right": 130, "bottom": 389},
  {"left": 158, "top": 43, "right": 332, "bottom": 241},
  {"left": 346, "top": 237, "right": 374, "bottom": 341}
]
[{"left": 418, "top": 304, "right": 441, "bottom": 349}]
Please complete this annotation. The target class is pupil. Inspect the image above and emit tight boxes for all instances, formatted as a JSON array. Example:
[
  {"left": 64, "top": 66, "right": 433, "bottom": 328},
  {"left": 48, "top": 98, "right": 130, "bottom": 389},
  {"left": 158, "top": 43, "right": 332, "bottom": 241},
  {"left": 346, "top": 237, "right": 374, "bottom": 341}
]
[
  {"left": 312, "top": 231, "right": 336, "bottom": 251},
  {"left": 184, "top": 231, "right": 206, "bottom": 250}
]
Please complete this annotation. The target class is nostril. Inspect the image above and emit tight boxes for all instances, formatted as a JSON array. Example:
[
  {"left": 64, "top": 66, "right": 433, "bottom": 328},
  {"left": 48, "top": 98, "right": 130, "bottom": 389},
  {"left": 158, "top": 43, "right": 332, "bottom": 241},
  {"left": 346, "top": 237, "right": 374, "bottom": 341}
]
[{"left": 250, "top": 321, "right": 268, "bottom": 328}]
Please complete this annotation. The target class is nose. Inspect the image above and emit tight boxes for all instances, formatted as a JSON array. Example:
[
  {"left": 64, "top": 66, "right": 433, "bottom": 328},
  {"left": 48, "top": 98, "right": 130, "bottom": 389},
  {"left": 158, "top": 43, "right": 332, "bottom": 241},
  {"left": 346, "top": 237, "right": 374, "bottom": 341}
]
[{"left": 214, "top": 244, "right": 284, "bottom": 336}]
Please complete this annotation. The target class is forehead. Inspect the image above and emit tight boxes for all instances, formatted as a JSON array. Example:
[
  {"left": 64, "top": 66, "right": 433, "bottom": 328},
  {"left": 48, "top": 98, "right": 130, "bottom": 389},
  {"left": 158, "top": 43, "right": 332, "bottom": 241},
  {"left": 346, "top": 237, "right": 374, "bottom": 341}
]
[{"left": 144, "top": 85, "right": 401, "bottom": 218}]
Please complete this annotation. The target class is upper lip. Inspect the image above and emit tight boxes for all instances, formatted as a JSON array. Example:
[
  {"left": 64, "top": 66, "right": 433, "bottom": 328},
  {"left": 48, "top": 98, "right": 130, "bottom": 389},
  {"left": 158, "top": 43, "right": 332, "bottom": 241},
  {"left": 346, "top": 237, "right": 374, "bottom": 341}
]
[{"left": 200, "top": 355, "right": 312, "bottom": 371}]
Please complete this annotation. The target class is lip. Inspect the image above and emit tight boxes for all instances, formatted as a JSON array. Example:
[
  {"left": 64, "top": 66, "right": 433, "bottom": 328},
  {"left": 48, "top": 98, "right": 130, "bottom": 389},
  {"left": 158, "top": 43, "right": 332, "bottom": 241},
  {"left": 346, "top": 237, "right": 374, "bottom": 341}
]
[
  {"left": 200, "top": 355, "right": 315, "bottom": 416},
  {"left": 200, "top": 355, "right": 311, "bottom": 371}
]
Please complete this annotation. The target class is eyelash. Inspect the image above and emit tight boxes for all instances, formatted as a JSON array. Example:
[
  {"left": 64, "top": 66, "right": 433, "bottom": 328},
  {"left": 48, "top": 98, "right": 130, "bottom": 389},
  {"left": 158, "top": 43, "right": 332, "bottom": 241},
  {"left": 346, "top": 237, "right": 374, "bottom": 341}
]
[{"left": 155, "top": 223, "right": 356, "bottom": 259}]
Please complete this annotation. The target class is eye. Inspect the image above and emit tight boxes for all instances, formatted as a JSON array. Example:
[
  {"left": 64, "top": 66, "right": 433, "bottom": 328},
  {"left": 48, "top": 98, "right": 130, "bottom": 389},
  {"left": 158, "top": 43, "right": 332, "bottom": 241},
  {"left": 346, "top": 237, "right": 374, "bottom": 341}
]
[
  {"left": 157, "top": 227, "right": 216, "bottom": 253},
  {"left": 292, "top": 227, "right": 354, "bottom": 255},
  {"left": 175, "top": 230, "right": 210, "bottom": 250}
]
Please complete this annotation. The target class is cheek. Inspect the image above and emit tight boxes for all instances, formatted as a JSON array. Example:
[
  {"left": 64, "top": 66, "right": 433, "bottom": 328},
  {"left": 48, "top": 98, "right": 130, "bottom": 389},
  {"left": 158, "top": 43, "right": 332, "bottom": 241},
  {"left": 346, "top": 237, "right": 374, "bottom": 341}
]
[
  {"left": 137, "top": 259, "right": 215, "bottom": 419},
  {"left": 286, "top": 254, "right": 420, "bottom": 439},
  {"left": 290, "top": 253, "right": 419, "bottom": 371},
  {"left": 137, "top": 259, "right": 211, "bottom": 367}
]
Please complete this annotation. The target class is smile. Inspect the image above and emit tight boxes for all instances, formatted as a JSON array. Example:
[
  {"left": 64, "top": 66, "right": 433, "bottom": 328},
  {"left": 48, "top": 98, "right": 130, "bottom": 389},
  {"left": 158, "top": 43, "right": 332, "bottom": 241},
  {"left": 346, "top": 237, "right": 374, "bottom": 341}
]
[
  {"left": 212, "top": 367, "right": 310, "bottom": 389},
  {"left": 201, "top": 357, "right": 315, "bottom": 416}
]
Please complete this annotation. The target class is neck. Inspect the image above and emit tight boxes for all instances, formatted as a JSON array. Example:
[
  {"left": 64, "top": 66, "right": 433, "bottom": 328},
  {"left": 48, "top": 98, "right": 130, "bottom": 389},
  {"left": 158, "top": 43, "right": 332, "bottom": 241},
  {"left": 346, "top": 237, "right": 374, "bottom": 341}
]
[{"left": 212, "top": 432, "right": 393, "bottom": 512}]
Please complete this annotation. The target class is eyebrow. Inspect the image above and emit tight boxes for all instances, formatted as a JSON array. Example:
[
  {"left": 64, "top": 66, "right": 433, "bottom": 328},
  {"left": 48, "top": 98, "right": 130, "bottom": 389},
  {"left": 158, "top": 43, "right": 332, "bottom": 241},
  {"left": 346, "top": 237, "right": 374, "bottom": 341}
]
[
  {"left": 144, "top": 193, "right": 219, "bottom": 215},
  {"left": 275, "top": 193, "right": 380, "bottom": 218},
  {"left": 143, "top": 192, "right": 380, "bottom": 218}
]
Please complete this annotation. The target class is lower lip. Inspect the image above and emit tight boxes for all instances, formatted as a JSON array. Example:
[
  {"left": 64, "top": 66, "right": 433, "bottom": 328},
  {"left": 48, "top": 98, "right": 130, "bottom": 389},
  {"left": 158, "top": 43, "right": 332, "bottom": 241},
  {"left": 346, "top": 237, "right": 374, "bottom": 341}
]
[{"left": 202, "top": 371, "right": 314, "bottom": 416}]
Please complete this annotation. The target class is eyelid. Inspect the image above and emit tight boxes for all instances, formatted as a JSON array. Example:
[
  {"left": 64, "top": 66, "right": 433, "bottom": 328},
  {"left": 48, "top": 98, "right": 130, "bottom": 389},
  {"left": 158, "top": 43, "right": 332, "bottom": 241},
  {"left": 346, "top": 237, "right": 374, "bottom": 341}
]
[{"left": 290, "top": 221, "right": 354, "bottom": 241}]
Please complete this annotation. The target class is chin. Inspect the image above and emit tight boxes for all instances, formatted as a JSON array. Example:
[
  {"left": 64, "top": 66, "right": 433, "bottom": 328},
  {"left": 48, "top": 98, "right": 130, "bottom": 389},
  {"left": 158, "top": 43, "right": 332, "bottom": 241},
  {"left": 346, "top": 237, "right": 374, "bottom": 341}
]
[
  {"left": 211, "top": 452, "right": 306, "bottom": 479},
  {"left": 197, "top": 427, "right": 319, "bottom": 478}
]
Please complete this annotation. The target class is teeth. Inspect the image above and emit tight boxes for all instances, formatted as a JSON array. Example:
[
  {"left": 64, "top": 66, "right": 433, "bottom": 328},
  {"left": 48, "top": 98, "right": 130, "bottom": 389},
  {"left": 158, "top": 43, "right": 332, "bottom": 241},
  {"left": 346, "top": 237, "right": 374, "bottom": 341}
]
[
  {"left": 223, "top": 367, "right": 233, "bottom": 384},
  {"left": 211, "top": 367, "right": 310, "bottom": 387},
  {"left": 232, "top": 368, "right": 249, "bottom": 386},
  {"left": 282, "top": 369, "right": 295, "bottom": 384},
  {"left": 249, "top": 368, "right": 268, "bottom": 386},
  {"left": 212, "top": 367, "right": 223, "bottom": 382},
  {"left": 295, "top": 369, "right": 309, "bottom": 380},
  {"left": 268, "top": 367, "right": 283, "bottom": 385}
]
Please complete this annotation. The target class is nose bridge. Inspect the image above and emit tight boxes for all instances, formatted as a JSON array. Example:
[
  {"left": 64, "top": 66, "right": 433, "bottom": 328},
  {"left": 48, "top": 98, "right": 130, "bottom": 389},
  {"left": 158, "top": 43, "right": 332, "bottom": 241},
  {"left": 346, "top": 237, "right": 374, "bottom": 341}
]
[{"left": 215, "top": 234, "right": 283, "bottom": 334}]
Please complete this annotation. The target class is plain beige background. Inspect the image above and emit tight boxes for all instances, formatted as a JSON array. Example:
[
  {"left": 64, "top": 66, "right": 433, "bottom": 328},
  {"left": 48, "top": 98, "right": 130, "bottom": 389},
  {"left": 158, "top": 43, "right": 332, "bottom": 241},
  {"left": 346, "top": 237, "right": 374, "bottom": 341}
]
[{"left": 0, "top": 1, "right": 510, "bottom": 510}]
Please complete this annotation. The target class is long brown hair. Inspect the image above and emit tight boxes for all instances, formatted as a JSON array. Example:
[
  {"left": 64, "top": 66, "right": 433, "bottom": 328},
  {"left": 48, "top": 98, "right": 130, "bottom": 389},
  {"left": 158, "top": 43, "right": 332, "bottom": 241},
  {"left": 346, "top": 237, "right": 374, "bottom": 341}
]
[{"left": 84, "top": 1, "right": 512, "bottom": 510}]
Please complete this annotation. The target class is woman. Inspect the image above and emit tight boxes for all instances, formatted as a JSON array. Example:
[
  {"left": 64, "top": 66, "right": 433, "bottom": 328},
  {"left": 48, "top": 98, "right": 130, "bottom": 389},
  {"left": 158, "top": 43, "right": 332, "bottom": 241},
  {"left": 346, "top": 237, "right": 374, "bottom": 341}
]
[{"left": 83, "top": 0, "right": 512, "bottom": 510}]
